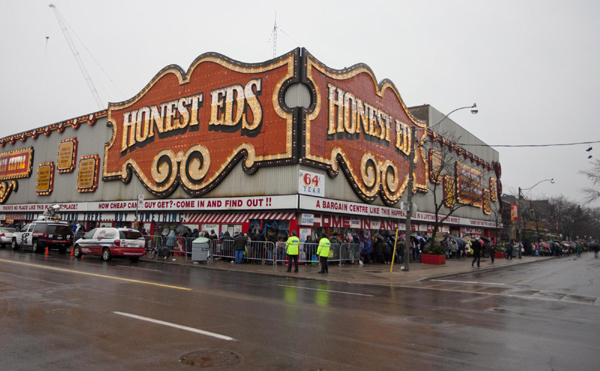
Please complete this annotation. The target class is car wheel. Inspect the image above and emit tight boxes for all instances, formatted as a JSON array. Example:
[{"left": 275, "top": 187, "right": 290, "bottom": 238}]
[
  {"left": 130, "top": 257, "right": 140, "bottom": 262},
  {"left": 11, "top": 239, "right": 19, "bottom": 251},
  {"left": 102, "top": 248, "right": 112, "bottom": 262},
  {"left": 0, "top": 244, "right": 4, "bottom": 248},
  {"left": 73, "top": 246, "right": 82, "bottom": 258},
  {"left": 32, "top": 240, "right": 40, "bottom": 253}
]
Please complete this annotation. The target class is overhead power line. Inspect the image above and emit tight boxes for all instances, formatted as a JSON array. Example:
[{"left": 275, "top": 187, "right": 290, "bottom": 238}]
[{"left": 458, "top": 140, "right": 600, "bottom": 148}]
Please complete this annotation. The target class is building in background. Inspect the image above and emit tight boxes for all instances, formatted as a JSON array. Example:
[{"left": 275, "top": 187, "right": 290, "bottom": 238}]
[{"left": 0, "top": 48, "right": 502, "bottom": 241}]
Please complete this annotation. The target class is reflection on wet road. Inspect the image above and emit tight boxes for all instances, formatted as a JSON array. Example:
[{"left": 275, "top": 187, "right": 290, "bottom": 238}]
[{"left": 1, "top": 249, "right": 599, "bottom": 370}]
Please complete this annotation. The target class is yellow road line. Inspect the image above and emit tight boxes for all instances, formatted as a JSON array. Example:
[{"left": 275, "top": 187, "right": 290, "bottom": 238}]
[{"left": 0, "top": 258, "right": 191, "bottom": 291}]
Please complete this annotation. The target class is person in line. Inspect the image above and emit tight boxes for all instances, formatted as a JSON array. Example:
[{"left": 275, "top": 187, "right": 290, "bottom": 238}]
[
  {"left": 285, "top": 230, "right": 300, "bottom": 273},
  {"left": 361, "top": 234, "right": 372, "bottom": 264},
  {"left": 166, "top": 229, "right": 176, "bottom": 254},
  {"left": 593, "top": 243, "right": 599, "bottom": 259},
  {"left": 506, "top": 240, "right": 514, "bottom": 260},
  {"left": 317, "top": 234, "right": 331, "bottom": 273},
  {"left": 221, "top": 231, "right": 234, "bottom": 262},
  {"left": 234, "top": 231, "right": 246, "bottom": 264},
  {"left": 266, "top": 227, "right": 277, "bottom": 265},
  {"left": 471, "top": 238, "right": 482, "bottom": 267},
  {"left": 374, "top": 234, "right": 385, "bottom": 264}
]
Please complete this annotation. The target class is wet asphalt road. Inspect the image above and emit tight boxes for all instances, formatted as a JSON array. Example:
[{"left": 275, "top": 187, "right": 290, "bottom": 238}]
[{"left": 0, "top": 249, "right": 599, "bottom": 371}]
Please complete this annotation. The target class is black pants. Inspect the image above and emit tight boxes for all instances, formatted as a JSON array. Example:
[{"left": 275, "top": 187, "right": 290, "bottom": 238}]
[
  {"left": 472, "top": 255, "right": 480, "bottom": 267},
  {"left": 320, "top": 256, "right": 328, "bottom": 273},
  {"left": 287, "top": 255, "right": 298, "bottom": 272},
  {"left": 490, "top": 252, "right": 495, "bottom": 263}
]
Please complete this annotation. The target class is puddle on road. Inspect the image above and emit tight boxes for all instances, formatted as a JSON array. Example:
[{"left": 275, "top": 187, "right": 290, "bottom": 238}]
[{"left": 180, "top": 350, "right": 241, "bottom": 368}]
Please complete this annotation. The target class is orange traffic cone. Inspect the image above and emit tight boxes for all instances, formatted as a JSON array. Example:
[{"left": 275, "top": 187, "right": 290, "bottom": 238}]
[
  {"left": 45, "top": 246, "right": 49, "bottom": 255},
  {"left": 70, "top": 247, "right": 74, "bottom": 256}
]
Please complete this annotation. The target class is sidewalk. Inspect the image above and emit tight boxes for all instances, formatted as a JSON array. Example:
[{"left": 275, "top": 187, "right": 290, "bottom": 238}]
[{"left": 146, "top": 254, "right": 555, "bottom": 287}]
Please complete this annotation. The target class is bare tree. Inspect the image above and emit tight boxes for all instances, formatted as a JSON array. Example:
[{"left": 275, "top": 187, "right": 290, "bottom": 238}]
[
  {"left": 580, "top": 159, "right": 600, "bottom": 203},
  {"left": 422, "top": 131, "right": 487, "bottom": 248}
]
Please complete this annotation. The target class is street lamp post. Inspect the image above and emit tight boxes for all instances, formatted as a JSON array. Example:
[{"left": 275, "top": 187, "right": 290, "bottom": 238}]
[
  {"left": 517, "top": 178, "right": 554, "bottom": 258},
  {"left": 403, "top": 103, "right": 477, "bottom": 271}
]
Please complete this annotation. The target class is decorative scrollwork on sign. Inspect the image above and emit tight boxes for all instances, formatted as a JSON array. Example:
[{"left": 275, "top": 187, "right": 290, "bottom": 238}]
[
  {"left": 429, "top": 149, "right": 442, "bottom": 184},
  {"left": 0, "top": 180, "right": 18, "bottom": 204},
  {"left": 360, "top": 153, "right": 380, "bottom": 196},
  {"left": 483, "top": 189, "right": 491, "bottom": 215},
  {"left": 147, "top": 145, "right": 212, "bottom": 194},
  {"left": 489, "top": 177, "right": 498, "bottom": 202},
  {"left": 443, "top": 175, "right": 456, "bottom": 208},
  {"left": 380, "top": 160, "right": 402, "bottom": 205}
]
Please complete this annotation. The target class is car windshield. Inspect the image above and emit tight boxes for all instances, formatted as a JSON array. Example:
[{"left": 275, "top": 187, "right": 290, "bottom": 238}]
[
  {"left": 83, "top": 229, "right": 96, "bottom": 239},
  {"left": 0, "top": 228, "right": 16, "bottom": 233},
  {"left": 48, "top": 225, "right": 71, "bottom": 235},
  {"left": 119, "top": 230, "right": 143, "bottom": 240}
]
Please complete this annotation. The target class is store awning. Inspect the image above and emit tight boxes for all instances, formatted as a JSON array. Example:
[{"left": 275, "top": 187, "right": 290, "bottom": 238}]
[
  {"left": 6, "top": 213, "right": 28, "bottom": 220},
  {"left": 184, "top": 212, "right": 296, "bottom": 224}
]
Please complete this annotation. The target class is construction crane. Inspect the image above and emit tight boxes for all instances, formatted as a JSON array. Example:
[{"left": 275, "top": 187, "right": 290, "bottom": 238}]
[{"left": 49, "top": 4, "right": 104, "bottom": 110}]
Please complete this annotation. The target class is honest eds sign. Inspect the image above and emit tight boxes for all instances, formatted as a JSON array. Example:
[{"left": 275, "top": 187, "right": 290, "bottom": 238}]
[
  {"left": 104, "top": 50, "right": 300, "bottom": 198},
  {"left": 302, "top": 52, "right": 428, "bottom": 206}
]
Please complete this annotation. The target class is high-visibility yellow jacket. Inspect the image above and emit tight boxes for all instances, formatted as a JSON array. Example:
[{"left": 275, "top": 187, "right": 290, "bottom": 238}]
[
  {"left": 317, "top": 237, "right": 331, "bottom": 257},
  {"left": 285, "top": 236, "right": 300, "bottom": 255}
]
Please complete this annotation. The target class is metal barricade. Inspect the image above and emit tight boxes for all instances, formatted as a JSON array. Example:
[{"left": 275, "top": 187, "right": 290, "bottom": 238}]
[
  {"left": 244, "top": 240, "right": 276, "bottom": 265},
  {"left": 212, "top": 239, "right": 235, "bottom": 261}
]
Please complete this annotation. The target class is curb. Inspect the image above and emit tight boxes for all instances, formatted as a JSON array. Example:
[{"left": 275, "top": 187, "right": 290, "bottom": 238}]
[
  {"left": 419, "top": 256, "right": 556, "bottom": 282},
  {"left": 139, "top": 255, "right": 559, "bottom": 287}
]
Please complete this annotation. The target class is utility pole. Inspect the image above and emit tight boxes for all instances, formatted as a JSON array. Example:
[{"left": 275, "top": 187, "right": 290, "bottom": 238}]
[
  {"left": 49, "top": 4, "right": 104, "bottom": 110},
  {"left": 403, "top": 126, "right": 416, "bottom": 271}
]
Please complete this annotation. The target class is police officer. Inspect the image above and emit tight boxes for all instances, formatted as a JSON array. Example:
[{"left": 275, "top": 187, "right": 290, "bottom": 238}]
[
  {"left": 285, "top": 230, "right": 300, "bottom": 273},
  {"left": 317, "top": 234, "right": 331, "bottom": 274}
]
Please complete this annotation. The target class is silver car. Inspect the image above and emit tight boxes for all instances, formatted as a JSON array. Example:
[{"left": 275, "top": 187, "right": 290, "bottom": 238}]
[{"left": 0, "top": 227, "right": 16, "bottom": 248}]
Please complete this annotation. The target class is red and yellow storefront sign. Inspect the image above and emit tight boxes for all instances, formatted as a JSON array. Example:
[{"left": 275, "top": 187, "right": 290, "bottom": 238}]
[
  {"left": 302, "top": 52, "right": 428, "bottom": 205},
  {"left": 104, "top": 50, "right": 299, "bottom": 197},
  {"left": 0, "top": 147, "right": 33, "bottom": 180}
]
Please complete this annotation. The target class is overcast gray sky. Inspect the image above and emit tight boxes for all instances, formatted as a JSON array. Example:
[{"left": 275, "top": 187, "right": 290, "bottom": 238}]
[{"left": 2, "top": 0, "right": 599, "bottom": 204}]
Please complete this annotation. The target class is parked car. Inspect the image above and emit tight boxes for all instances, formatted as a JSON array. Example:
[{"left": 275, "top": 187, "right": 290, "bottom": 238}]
[
  {"left": 11, "top": 220, "right": 73, "bottom": 253},
  {"left": 0, "top": 227, "right": 16, "bottom": 248},
  {"left": 72, "top": 227, "right": 145, "bottom": 262}
]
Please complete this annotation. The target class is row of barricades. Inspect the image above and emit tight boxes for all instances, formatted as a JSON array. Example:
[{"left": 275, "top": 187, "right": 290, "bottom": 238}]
[
  {"left": 211, "top": 240, "right": 364, "bottom": 269},
  {"left": 142, "top": 235, "right": 363, "bottom": 269}
]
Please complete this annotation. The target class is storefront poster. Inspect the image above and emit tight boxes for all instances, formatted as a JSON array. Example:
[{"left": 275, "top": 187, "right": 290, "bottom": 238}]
[
  {"left": 36, "top": 162, "right": 54, "bottom": 196},
  {"left": 299, "top": 170, "right": 325, "bottom": 197},
  {"left": 77, "top": 155, "right": 99, "bottom": 193},
  {"left": 57, "top": 138, "right": 77, "bottom": 173},
  {"left": 298, "top": 228, "right": 311, "bottom": 242},
  {"left": 300, "top": 213, "right": 314, "bottom": 226}
]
